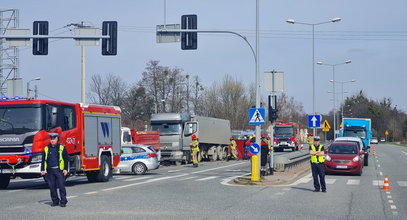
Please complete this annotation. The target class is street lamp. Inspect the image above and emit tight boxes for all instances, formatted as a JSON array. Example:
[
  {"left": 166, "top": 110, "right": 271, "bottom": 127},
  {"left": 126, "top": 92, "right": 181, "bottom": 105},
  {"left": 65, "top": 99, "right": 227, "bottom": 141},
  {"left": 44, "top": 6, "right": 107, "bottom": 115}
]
[
  {"left": 334, "top": 79, "right": 356, "bottom": 120},
  {"left": 286, "top": 17, "right": 341, "bottom": 136},
  {"left": 27, "top": 77, "right": 41, "bottom": 99},
  {"left": 317, "top": 60, "right": 351, "bottom": 138}
]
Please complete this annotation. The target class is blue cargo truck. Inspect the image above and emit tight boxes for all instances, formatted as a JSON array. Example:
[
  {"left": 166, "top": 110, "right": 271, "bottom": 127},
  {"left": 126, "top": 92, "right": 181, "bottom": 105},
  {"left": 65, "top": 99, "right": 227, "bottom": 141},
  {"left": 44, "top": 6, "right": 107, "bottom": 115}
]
[{"left": 339, "top": 117, "right": 372, "bottom": 165}]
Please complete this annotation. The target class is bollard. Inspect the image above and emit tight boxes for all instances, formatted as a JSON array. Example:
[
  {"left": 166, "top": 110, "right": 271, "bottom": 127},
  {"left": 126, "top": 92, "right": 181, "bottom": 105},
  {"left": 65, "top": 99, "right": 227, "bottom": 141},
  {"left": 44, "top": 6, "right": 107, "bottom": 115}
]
[{"left": 251, "top": 155, "right": 260, "bottom": 181}]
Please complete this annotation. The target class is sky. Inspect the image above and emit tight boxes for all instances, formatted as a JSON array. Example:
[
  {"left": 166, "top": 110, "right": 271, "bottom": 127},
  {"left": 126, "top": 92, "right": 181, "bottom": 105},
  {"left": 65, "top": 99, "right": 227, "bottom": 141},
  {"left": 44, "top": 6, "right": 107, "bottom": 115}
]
[{"left": 1, "top": 0, "right": 407, "bottom": 115}]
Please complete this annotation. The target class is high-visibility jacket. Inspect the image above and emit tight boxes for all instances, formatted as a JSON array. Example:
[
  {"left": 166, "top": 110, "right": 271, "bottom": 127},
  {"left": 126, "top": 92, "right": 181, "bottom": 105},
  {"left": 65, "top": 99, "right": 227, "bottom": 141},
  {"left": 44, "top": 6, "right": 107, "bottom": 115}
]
[
  {"left": 44, "top": 145, "right": 65, "bottom": 170},
  {"left": 310, "top": 145, "right": 324, "bottom": 163},
  {"left": 230, "top": 140, "right": 237, "bottom": 149},
  {"left": 307, "top": 136, "right": 314, "bottom": 145},
  {"left": 191, "top": 140, "right": 200, "bottom": 151}
]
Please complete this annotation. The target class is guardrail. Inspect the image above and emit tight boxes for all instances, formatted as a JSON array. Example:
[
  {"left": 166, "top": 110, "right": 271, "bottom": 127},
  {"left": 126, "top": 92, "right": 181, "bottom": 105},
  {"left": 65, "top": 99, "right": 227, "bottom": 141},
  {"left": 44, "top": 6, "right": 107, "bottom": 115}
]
[{"left": 273, "top": 150, "right": 310, "bottom": 172}]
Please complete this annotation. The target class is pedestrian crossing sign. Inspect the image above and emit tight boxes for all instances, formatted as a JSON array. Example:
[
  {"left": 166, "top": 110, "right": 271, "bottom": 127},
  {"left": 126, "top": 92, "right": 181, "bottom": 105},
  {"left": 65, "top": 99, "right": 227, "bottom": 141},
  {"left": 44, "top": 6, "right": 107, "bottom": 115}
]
[{"left": 249, "top": 108, "right": 266, "bottom": 125}]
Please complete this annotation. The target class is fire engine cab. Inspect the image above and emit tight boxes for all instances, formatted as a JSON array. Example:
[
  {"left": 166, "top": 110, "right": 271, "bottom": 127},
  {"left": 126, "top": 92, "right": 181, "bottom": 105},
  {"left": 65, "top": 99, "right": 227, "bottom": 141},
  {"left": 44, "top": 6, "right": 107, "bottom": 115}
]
[{"left": 273, "top": 122, "right": 300, "bottom": 152}]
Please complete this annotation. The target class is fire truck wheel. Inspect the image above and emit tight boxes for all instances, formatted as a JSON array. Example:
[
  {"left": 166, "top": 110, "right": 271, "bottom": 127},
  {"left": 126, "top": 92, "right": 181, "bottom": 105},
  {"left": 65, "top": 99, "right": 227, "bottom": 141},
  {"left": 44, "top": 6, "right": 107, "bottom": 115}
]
[
  {"left": 97, "top": 155, "right": 112, "bottom": 182},
  {"left": 0, "top": 174, "right": 11, "bottom": 189},
  {"left": 133, "top": 162, "right": 147, "bottom": 175},
  {"left": 86, "top": 172, "right": 98, "bottom": 182}
]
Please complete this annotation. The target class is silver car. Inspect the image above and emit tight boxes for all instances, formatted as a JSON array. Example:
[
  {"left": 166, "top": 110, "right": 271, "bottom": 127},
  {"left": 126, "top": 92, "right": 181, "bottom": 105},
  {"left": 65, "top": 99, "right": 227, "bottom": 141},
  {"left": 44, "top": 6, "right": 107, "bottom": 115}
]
[{"left": 116, "top": 144, "right": 160, "bottom": 175}]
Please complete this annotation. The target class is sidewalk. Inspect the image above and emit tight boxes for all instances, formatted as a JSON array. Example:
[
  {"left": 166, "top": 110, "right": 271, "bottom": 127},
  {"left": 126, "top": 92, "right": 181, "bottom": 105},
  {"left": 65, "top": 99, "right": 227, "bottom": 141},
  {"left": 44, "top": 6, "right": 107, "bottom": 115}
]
[{"left": 233, "top": 161, "right": 310, "bottom": 186}]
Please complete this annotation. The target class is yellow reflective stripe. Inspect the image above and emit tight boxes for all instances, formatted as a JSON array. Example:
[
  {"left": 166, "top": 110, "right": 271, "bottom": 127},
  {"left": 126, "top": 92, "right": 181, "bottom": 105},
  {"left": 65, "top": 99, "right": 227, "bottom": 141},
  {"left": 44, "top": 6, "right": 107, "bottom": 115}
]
[{"left": 44, "top": 146, "right": 49, "bottom": 170}]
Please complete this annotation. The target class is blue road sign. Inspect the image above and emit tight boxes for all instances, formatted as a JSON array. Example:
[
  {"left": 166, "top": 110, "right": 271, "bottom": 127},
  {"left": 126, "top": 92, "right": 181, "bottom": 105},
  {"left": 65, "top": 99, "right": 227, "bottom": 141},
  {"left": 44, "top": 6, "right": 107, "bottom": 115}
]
[
  {"left": 249, "top": 143, "right": 260, "bottom": 155},
  {"left": 249, "top": 108, "right": 266, "bottom": 125},
  {"left": 308, "top": 114, "right": 322, "bottom": 128}
]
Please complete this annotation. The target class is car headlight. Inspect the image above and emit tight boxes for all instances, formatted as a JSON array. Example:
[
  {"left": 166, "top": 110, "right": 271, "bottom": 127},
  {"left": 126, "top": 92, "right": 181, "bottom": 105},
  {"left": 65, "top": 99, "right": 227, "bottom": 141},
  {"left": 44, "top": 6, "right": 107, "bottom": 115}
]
[
  {"left": 352, "top": 156, "right": 359, "bottom": 162},
  {"left": 325, "top": 155, "right": 331, "bottom": 161},
  {"left": 30, "top": 153, "right": 43, "bottom": 163}
]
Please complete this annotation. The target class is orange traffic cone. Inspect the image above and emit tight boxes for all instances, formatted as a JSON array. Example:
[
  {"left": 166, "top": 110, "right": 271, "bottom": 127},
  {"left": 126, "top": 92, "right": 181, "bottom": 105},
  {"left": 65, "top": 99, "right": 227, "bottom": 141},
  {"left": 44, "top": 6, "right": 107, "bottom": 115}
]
[{"left": 382, "top": 176, "right": 391, "bottom": 190}]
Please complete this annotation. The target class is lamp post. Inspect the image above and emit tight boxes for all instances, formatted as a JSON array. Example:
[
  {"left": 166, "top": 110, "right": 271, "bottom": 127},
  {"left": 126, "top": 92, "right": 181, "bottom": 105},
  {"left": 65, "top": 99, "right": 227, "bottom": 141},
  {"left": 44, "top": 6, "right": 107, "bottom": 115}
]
[
  {"left": 317, "top": 60, "right": 351, "bottom": 138},
  {"left": 27, "top": 77, "right": 41, "bottom": 99},
  {"left": 335, "top": 79, "right": 356, "bottom": 120},
  {"left": 286, "top": 17, "right": 341, "bottom": 136}
]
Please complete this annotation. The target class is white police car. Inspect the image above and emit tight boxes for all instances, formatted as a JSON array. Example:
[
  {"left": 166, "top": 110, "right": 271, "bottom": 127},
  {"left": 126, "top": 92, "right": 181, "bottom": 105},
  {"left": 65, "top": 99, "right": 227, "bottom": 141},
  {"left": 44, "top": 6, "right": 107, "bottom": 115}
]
[{"left": 116, "top": 144, "right": 160, "bottom": 175}]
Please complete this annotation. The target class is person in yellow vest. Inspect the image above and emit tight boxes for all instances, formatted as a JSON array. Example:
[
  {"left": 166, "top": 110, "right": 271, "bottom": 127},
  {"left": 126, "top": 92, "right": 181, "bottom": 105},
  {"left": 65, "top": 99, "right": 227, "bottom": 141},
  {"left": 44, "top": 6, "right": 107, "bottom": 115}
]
[
  {"left": 190, "top": 134, "right": 200, "bottom": 167},
  {"left": 40, "top": 133, "right": 69, "bottom": 207},
  {"left": 309, "top": 136, "right": 326, "bottom": 192},
  {"left": 307, "top": 132, "right": 314, "bottom": 146},
  {"left": 228, "top": 137, "right": 238, "bottom": 160}
]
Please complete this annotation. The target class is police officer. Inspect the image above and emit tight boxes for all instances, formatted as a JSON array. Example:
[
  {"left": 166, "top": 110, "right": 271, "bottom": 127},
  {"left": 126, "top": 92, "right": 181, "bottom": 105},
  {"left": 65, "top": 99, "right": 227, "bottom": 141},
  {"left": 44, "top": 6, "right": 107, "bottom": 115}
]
[
  {"left": 309, "top": 136, "right": 326, "bottom": 192},
  {"left": 40, "top": 133, "right": 69, "bottom": 207},
  {"left": 190, "top": 134, "right": 200, "bottom": 167}
]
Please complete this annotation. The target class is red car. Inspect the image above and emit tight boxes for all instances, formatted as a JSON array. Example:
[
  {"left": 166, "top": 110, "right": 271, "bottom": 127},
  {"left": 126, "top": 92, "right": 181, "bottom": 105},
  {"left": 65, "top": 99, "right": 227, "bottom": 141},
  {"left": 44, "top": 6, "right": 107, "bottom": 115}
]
[{"left": 324, "top": 141, "right": 365, "bottom": 176}]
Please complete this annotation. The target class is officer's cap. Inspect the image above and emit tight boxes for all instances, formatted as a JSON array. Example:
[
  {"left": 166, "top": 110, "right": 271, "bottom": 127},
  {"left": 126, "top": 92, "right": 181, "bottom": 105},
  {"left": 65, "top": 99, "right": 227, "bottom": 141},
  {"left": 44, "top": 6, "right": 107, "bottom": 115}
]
[
  {"left": 313, "top": 136, "right": 321, "bottom": 141},
  {"left": 49, "top": 133, "right": 59, "bottom": 139}
]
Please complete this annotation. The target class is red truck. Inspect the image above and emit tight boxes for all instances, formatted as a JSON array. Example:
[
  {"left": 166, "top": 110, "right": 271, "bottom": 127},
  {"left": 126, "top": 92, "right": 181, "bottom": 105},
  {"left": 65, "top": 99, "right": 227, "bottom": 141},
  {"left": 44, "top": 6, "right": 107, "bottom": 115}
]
[
  {"left": 0, "top": 99, "right": 122, "bottom": 188},
  {"left": 121, "top": 127, "right": 161, "bottom": 159},
  {"left": 273, "top": 122, "right": 300, "bottom": 151}
]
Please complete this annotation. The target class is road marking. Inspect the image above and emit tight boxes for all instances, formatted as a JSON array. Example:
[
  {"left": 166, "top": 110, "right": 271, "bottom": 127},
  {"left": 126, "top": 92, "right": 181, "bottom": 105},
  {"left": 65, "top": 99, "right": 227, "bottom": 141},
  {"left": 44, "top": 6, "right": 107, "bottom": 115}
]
[
  {"left": 190, "top": 162, "right": 246, "bottom": 174},
  {"left": 123, "top": 176, "right": 152, "bottom": 182},
  {"left": 7, "top": 189, "right": 23, "bottom": 193},
  {"left": 379, "top": 172, "right": 383, "bottom": 176},
  {"left": 377, "top": 164, "right": 381, "bottom": 168},
  {"left": 114, "top": 176, "right": 133, "bottom": 180},
  {"left": 325, "top": 179, "right": 336, "bottom": 184},
  {"left": 297, "top": 177, "right": 312, "bottom": 184},
  {"left": 84, "top": 191, "right": 98, "bottom": 195},
  {"left": 275, "top": 192, "right": 285, "bottom": 196},
  {"left": 372, "top": 180, "right": 384, "bottom": 186},
  {"left": 346, "top": 179, "right": 360, "bottom": 185},
  {"left": 168, "top": 169, "right": 181, "bottom": 173},
  {"left": 67, "top": 196, "right": 78, "bottom": 199},
  {"left": 178, "top": 176, "right": 196, "bottom": 181},
  {"left": 386, "top": 191, "right": 390, "bottom": 194},
  {"left": 220, "top": 174, "right": 251, "bottom": 186},
  {"left": 390, "top": 205, "right": 397, "bottom": 210},
  {"left": 389, "top": 200, "right": 394, "bottom": 203},
  {"left": 376, "top": 160, "right": 379, "bottom": 163},
  {"left": 101, "top": 174, "right": 188, "bottom": 192},
  {"left": 392, "top": 211, "right": 398, "bottom": 216},
  {"left": 195, "top": 176, "right": 218, "bottom": 181},
  {"left": 397, "top": 181, "right": 407, "bottom": 187},
  {"left": 387, "top": 195, "right": 392, "bottom": 199},
  {"left": 401, "top": 151, "right": 407, "bottom": 156}
]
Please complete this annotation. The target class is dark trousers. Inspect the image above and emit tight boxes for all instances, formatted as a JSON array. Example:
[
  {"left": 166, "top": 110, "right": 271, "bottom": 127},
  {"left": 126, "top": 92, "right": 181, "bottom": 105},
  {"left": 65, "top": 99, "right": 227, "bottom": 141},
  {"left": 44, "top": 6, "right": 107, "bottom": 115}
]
[
  {"left": 311, "top": 163, "right": 326, "bottom": 191},
  {"left": 46, "top": 168, "right": 67, "bottom": 205},
  {"left": 244, "top": 146, "right": 249, "bottom": 159}
]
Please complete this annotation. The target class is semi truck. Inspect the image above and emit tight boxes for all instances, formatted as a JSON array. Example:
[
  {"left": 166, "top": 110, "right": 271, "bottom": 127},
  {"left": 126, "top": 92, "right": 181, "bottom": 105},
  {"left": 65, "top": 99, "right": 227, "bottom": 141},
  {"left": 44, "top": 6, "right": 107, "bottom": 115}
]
[
  {"left": 338, "top": 117, "right": 372, "bottom": 165},
  {"left": 150, "top": 113, "right": 231, "bottom": 164},
  {"left": 272, "top": 122, "right": 300, "bottom": 151},
  {"left": 0, "top": 99, "right": 122, "bottom": 188}
]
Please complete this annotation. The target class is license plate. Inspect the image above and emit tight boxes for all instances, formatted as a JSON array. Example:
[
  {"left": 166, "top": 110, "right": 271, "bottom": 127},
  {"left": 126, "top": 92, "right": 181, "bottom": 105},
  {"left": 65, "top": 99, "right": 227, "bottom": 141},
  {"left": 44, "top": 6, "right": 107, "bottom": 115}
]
[
  {"left": 280, "top": 142, "right": 287, "bottom": 145},
  {"left": 1, "top": 169, "right": 12, "bottom": 174},
  {"left": 336, "top": 165, "right": 347, "bottom": 169}
]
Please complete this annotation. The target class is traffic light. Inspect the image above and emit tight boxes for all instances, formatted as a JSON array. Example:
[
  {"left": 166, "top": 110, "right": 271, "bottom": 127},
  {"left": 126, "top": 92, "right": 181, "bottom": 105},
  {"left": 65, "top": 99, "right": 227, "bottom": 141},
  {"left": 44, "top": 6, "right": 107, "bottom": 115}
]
[
  {"left": 33, "top": 21, "right": 48, "bottom": 55},
  {"left": 269, "top": 107, "right": 278, "bottom": 122},
  {"left": 102, "top": 21, "right": 118, "bottom": 55},
  {"left": 181, "top": 15, "right": 197, "bottom": 50}
]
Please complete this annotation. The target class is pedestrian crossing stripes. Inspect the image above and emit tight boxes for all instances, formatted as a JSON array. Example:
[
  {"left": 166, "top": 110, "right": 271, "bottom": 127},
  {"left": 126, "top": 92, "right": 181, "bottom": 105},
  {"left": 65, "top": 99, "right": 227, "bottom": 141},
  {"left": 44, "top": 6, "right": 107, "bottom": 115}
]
[
  {"left": 325, "top": 179, "right": 336, "bottom": 184},
  {"left": 397, "top": 181, "right": 407, "bottom": 187},
  {"left": 346, "top": 179, "right": 360, "bottom": 185},
  {"left": 296, "top": 176, "right": 407, "bottom": 187},
  {"left": 195, "top": 176, "right": 218, "bottom": 181}
]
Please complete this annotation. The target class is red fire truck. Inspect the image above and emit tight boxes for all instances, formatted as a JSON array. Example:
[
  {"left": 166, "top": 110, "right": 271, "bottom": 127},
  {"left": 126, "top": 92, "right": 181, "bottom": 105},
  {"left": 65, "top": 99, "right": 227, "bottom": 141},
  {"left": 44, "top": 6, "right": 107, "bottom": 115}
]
[
  {"left": 273, "top": 122, "right": 300, "bottom": 152},
  {"left": 0, "top": 99, "right": 122, "bottom": 188}
]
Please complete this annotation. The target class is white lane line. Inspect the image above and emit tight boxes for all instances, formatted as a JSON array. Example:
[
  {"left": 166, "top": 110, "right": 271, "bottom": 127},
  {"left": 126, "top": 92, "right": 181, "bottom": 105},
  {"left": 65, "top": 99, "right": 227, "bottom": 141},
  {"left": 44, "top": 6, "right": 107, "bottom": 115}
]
[
  {"left": 346, "top": 179, "right": 360, "bottom": 185},
  {"left": 387, "top": 195, "right": 392, "bottom": 199},
  {"left": 392, "top": 211, "right": 398, "bottom": 216},
  {"left": 275, "top": 192, "right": 285, "bottom": 196},
  {"left": 386, "top": 191, "right": 391, "bottom": 194},
  {"left": 114, "top": 176, "right": 133, "bottom": 180},
  {"left": 377, "top": 164, "right": 381, "bottom": 168},
  {"left": 67, "top": 196, "right": 78, "bottom": 199},
  {"left": 7, "top": 189, "right": 23, "bottom": 193},
  {"left": 168, "top": 169, "right": 181, "bottom": 173},
  {"left": 325, "top": 179, "right": 336, "bottom": 184},
  {"left": 195, "top": 176, "right": 218, "bottom": 181},
  {"left": 220, "top": 174, "right": 250, "bottom": 186},
  {"left": 178, "top": 176, "right": 196, "bottom": 181},
  {"left": 376, "top": 160, "right": 379, "bottom": 163},
  {"left": 379, "top": 172, "right": 383, "bottom": 176},
  {"left": 190, "top": 162, "right": 246, "bottom": 174},
  {"left": 373, "top": 180, "right": 384, "bottom": 186},
  {"left": 401, "top": 150, "right": 407, "bottom": 156},
  {"left": 397, "top": 181, "right": 407, "bottom": 187},
  {"left": 84, "top": 191, "right": 98, "bottom": 195},
  {"left": 123, "top": 176, "right": 152, "bottom": 182},
  {"left": 298, "top": 177, "right": 312, "bottom": 184},
  {"left": 390, "top": 205, "right": 397, "bottom": 210},
  {"left": 101, "top": 174, "right": 188, "bottom": 192},
  {"left": 389, "top": 200, "right": 394, "bottom": 203}
]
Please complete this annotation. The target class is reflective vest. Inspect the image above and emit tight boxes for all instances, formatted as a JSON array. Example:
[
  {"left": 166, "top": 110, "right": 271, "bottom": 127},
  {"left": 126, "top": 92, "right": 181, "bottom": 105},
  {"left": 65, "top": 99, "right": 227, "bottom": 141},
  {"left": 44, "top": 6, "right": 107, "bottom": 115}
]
[
  {"left": 230, "top": 140, "right": 237, "bottom": 149},
  {"left": 191, "top": 140, "right": 200, "bottom": 152},
  {"left": 310, "top": 145, "right": 324, "bottom": 163},
  {"left": 44, "top": 145, "right": 65, "bottom": 170}
]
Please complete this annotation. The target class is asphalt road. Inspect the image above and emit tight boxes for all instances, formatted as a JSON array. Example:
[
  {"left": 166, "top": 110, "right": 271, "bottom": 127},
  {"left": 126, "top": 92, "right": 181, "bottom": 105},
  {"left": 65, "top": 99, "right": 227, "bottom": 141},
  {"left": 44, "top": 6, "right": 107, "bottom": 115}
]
[{"left": 0, "top": 145, "right": 405, "bottom": 220}]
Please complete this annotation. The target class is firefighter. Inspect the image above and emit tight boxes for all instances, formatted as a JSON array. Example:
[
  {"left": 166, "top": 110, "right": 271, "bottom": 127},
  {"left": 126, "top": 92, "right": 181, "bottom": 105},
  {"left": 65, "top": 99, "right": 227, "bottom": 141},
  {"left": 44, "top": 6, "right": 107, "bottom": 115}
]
[
  {"left": 309, "top": 136, "right": 326, "bottom": 192},
  {"left": 260, "top": 134, "right": 269, "bottom": 176},
  {"left": 40, "top": 133, "right": 69, "bottom": 207},
  {"left": 228, "top": 137, "right": 238, "bottom": 160},
  {"left": 307, "top": 132, "right": 314, "bottom": 146},
  {"left": 190, "top": 134, "right": 200, "bottom": 167}
]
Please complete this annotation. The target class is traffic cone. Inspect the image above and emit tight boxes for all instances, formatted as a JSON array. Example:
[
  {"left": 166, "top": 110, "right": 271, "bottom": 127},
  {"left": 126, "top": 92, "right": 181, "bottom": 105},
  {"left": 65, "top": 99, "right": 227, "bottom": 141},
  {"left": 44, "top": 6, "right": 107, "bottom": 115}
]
[{"left": 382, "top": 176, "right": 391, "bottom": 190}]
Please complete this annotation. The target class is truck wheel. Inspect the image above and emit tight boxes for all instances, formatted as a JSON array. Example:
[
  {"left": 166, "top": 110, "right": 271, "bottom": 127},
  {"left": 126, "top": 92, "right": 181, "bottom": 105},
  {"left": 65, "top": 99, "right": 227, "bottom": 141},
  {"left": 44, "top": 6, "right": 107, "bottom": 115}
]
[
  {"left": 212, "top": 148, "right": 218, "bottom": 161},
  {"left": 133, "top": 162, "right": 147, "bottom": 175},
  {"left": 97, "top": 155, "right": 112, "bottom": 182},
  {"left": 221, "top": 147, "right": 228, "bottom": 160},
  {"left": 86, "top": 172, "right": 98, "bottom": 182},
  {"left": 0, "top": 174, "right": 11, "bottom": 189},
  {"left": 216, "top": 146, "right": 223, "bottom": 160}
]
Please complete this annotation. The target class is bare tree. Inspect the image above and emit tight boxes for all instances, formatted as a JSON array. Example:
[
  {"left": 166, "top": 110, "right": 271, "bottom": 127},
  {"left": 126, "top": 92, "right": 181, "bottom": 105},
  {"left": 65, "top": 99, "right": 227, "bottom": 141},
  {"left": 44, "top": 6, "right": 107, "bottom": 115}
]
[{"left": 88, "top": 73, "right": 127, "bottom": 106}]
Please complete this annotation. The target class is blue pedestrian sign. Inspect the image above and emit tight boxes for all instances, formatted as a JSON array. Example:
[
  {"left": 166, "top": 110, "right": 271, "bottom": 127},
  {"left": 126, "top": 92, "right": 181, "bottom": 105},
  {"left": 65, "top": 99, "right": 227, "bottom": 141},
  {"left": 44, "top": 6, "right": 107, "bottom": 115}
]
[
  {"left": 249, "top": 108, "right": 266, "bottom": 125},
  {"left": 308, "top": 114, "right": 322, "bottom": 128},
  {"left": 249, "top": 143, "right": 260, "bottom": 155}
]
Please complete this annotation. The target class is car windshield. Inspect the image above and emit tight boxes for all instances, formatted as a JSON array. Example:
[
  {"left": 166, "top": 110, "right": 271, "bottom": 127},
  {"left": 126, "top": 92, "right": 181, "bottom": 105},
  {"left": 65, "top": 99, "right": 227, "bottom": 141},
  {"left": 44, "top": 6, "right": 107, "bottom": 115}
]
[
  {"left": 0, "top": 107, "right": 43, "bottom": 134},
  {"left": 329, "top": 144, "right": 358, "bottom": 154},
  {"left": 151, "top": 123, "right": 181, "bottom": 135},
  {"left": 343, "top": 129, "right": 366, "bottom": 139},
  {"left": 274, "top": 127, "right": 293, "bottom": 137}
]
